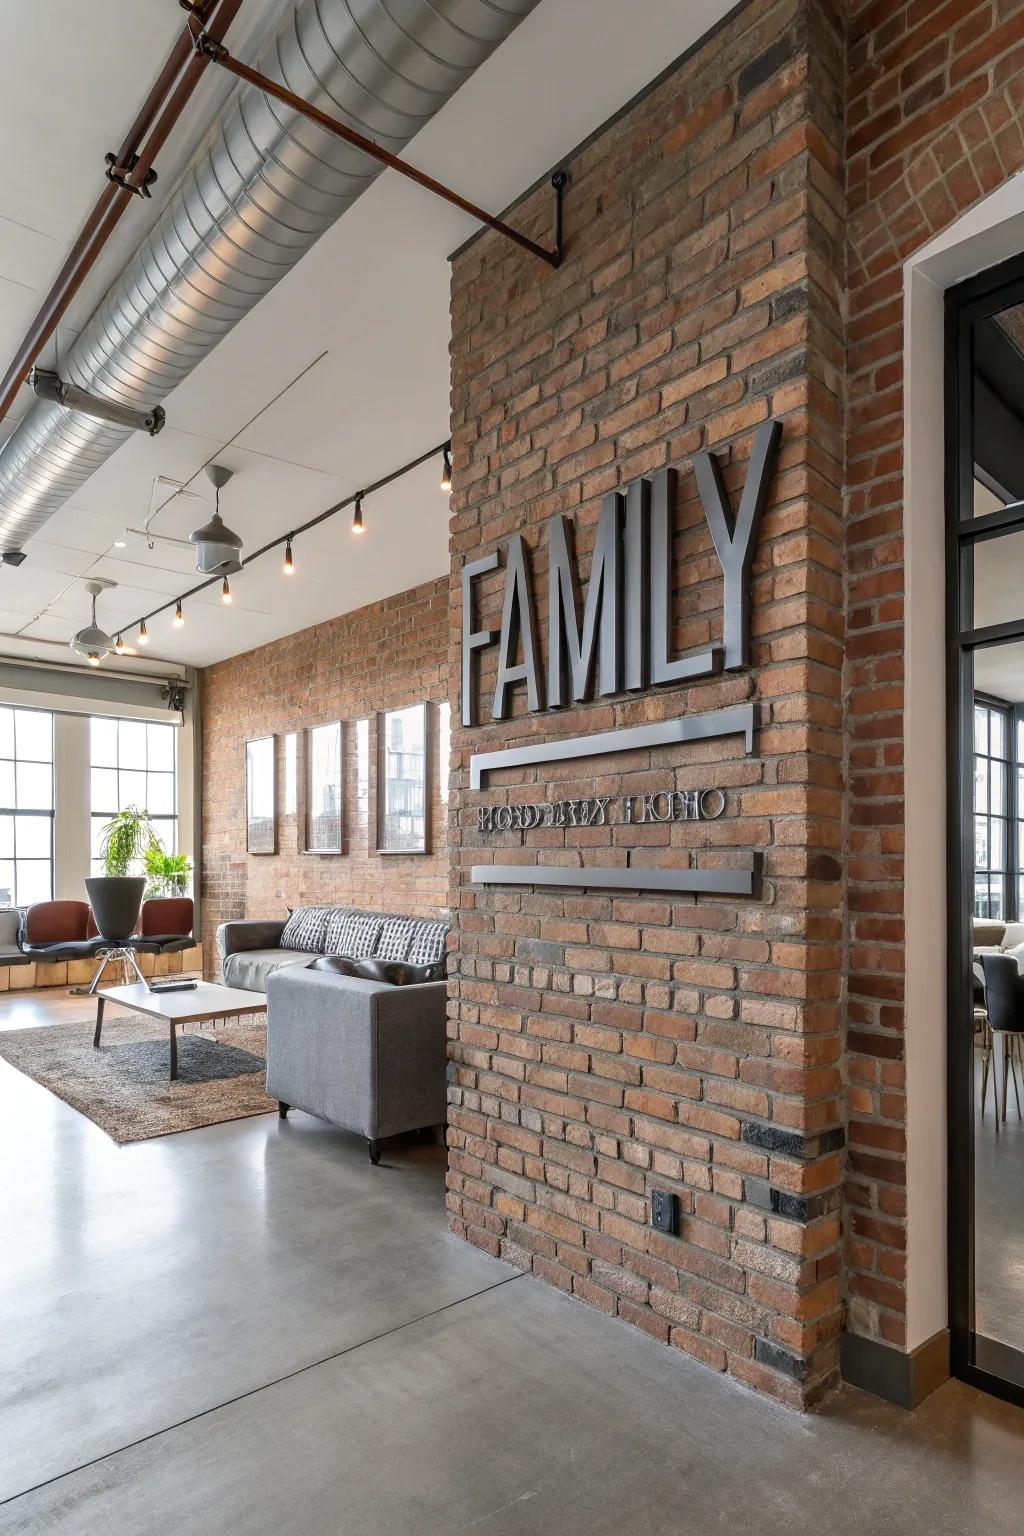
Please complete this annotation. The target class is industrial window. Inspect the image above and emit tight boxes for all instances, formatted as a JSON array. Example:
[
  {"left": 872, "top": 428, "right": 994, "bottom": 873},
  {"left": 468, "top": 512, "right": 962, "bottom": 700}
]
[
  {"left": 90, "top": 717, "right": 177, "bottom": 874},
  {"left": 0, "top": 706, "right": 54, "bottom": 907}
]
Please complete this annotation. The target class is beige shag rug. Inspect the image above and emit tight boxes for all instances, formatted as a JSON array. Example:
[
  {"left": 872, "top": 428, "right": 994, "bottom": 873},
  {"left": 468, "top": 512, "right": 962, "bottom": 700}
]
[{"left": 0, "top": 1012, "right": 275, "bottom": 1144}]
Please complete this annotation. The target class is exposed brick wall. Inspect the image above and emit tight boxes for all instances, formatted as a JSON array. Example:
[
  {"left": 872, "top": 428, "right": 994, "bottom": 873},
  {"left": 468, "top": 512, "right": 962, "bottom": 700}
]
[
  {"left": 201, "top": 579, "right": 449, "bottom": 969},
  {"left": 447, "top": 0, "right": 847, "bottom": 1406},
  {"left": 843, "top": 0, "right": 1024, "bottom": 1350}
]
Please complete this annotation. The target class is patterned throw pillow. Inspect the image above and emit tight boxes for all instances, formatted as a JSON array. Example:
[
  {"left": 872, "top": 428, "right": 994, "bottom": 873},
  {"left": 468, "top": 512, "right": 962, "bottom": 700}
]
[
  {"left": 374, "top": 916, "right": 415, "bottom": 961},
  {"left": 408, "top": 920, "right": 448, "bottom": 967},
  {"left": 325, "top": 910, "right": 383, "bottom": 960},
  {"left": 280, "top": 907, "right": 330, "bottom": 953}
]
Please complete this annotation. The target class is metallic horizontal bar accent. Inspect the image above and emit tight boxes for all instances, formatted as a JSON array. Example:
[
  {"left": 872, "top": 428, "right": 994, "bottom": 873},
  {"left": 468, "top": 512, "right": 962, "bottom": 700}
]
[
  {"left": 470, "top": 857, "right": 761, "bottom": 896},
  {"left": 469, "top": 702, "right": 757, "bottom": 789}
]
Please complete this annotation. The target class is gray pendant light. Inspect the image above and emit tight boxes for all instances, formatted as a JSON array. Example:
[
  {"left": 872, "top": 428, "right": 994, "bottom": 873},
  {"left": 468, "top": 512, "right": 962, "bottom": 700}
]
[
  {"left": 190, "top": 465, "right": 243, "bottom": 576},
  {"left": 70, "top": 580, "right": 114, "bottom": 666}
]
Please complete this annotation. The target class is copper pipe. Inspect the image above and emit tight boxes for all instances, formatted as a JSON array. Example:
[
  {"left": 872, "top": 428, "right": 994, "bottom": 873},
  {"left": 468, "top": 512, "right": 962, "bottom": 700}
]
[
  {"left": 0, "top": 0, "right": 243, "bottom": 426},
  {"left": 198, "top": 36, "right": 562, "bottom": 270}
]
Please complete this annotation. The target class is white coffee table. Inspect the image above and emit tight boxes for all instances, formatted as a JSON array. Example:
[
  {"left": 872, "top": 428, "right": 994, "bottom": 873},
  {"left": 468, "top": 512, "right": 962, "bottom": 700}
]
[{"left": 93, "top": 981, "right": 266, "bottom": 1081}]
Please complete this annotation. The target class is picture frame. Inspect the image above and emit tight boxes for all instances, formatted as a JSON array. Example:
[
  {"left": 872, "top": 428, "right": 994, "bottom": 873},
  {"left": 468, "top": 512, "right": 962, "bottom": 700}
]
[
  {"left": 303, "top": 720, "right": 344, "bottom": 854},
  {"left": 245, "top": 736, "right": 276, "bottom": 854},
  {"left": 376, "top": 702, "right": 430, "bottom": 855}
]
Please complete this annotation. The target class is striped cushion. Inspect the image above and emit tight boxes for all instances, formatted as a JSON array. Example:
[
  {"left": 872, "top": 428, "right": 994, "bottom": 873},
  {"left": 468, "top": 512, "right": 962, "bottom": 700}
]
[
  {"left": 280, "top": 907, "right": 330, "bottom": 953},
  {"left": 374, "top": 916, "right": 415, "bottom": 962},
  {"left": 408, "top": 920, "right": 448, "bottom": 967},
  {"left": 325, "top": 910, "right": 383, "bottom": 960}
]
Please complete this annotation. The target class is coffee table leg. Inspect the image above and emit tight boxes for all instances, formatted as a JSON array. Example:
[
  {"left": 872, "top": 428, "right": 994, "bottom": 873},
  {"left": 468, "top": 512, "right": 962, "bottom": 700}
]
[
  {"left": 169, "top": 1022, "right": 178, "bottom": 1081},
  {"left": 93, "top": 996, "right": 104, "bottom": 1048}
]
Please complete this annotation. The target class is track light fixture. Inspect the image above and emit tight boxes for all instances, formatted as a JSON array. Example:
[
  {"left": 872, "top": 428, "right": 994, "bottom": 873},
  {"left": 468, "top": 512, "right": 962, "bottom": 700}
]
[
  {"left": 87, "top": 653, "right": 101, "bottom": 667},
  {"left": 118, "top": 437, "right": 448, "bottom": 650},
  {"left": 440, "top": 446, "right": 452, "bottom": 492},
  {"left": 114, "top": 634, "right": 126, "bottom": 655}
]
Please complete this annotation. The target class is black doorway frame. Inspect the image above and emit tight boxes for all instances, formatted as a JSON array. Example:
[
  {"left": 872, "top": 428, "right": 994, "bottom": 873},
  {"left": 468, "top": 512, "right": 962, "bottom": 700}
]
[{"left": 946, "top": 250, "right": 1024, "bottom": 1409}]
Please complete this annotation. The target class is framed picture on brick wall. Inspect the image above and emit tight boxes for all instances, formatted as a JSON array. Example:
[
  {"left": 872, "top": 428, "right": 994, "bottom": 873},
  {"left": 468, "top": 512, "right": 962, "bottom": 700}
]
[
  {"left": 245, "top": 736, "right": 276, "bottom": 855},
  {"left": 303, "top": 720, "right": 343, "bottom": 854},
  {"left": 376, "top": 702, "right": 430, "bottom": 855}
]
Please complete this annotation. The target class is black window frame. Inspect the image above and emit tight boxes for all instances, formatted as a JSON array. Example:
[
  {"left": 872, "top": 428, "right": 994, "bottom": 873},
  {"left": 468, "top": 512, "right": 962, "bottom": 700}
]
[{"left": 946, "top": 250, "right": 1024, "bottom": 1411}]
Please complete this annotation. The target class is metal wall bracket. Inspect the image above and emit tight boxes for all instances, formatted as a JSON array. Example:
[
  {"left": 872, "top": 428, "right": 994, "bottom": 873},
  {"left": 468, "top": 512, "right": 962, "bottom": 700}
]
[{"left": 193, "top": 29, "right": 566, "bottom": 270}]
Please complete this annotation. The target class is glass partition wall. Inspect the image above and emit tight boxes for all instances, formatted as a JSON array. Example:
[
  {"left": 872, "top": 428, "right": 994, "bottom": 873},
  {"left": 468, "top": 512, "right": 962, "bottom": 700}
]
[{"left": 948, "top": 256, "right": 1024, "bottom": 1403}]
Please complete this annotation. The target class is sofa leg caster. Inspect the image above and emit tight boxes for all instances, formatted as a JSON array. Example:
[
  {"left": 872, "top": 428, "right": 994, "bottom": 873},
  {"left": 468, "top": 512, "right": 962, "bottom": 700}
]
[
  {"left": 278, "top": 1102, "right": 289, "bottom": 1119},
  {"left": 368, "top": 1139, "right": 381, "bottom": 1165}
]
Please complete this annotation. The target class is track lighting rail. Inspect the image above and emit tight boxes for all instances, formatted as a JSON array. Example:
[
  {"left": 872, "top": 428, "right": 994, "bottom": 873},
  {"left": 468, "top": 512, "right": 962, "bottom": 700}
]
[
  {"left": 123, "top": 437, "right": 452, "bottom": 641},
  {"left": 192, "top": 28, "right": 567, "bottom": 270}
]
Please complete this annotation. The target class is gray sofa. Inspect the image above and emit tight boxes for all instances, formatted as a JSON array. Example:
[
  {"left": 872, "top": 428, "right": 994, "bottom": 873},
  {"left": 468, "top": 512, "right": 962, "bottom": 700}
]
[
  {"left": 217, "top": 906, "right": 449, "bottom": 1162},
  {"left": 216, "top": 905, "right": 449, "bottom": 992},
  {"left": 266, "top": 964, "right": 447, "bottom": 1162}
]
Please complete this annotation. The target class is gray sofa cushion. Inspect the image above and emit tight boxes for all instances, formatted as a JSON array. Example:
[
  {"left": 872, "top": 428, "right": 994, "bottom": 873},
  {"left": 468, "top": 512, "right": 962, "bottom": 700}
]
[
  {"left": 280, "top": 907, "right": 330, "bottom": 953},
  {"left": 222, "top": 948, "right": 308, "bottom": 993}
]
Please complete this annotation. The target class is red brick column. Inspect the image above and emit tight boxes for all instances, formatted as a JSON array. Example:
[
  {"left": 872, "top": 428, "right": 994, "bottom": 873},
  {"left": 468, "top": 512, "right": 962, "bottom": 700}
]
[{"left": 447, "top": 0, "right": 847, "bottom": 1406}]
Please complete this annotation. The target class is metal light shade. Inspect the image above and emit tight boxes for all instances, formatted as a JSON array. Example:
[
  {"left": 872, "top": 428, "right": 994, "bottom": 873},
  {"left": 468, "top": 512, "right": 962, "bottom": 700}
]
[
  {"left": 190, "top": 510, "right": 243, "bottom": 575},
  {"left": 70, "top": 582, "right": 112, "bottom": 662}
]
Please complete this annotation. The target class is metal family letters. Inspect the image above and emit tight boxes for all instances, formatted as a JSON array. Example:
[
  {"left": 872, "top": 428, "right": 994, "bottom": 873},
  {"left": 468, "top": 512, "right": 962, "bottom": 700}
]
[{"left": 462, "top": 419, "right": 782, "bottom": 898}]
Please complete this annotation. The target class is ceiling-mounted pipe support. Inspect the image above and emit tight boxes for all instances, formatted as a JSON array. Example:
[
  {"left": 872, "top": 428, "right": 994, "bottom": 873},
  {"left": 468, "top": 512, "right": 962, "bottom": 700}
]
[
  {"left": 103, "top": 151, "right": 158, "bottom": 198},
  {"left": 192, "top": 28, "right": 564, "bottom": 270},
  {"left": 29, "top": 369, "right": 166, "bottom": 436}
]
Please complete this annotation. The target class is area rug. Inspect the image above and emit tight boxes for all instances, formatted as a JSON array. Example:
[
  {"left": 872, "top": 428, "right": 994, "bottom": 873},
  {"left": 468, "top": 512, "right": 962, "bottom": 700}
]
[{"left": 0, "top": 1013, "right": 276, "bottom": 1144}]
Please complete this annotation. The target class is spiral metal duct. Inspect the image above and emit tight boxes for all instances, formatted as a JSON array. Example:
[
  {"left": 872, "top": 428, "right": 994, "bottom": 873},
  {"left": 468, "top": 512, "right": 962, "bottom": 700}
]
[{"left": 0, "top": 0, "right": 539, "bottom": 547}]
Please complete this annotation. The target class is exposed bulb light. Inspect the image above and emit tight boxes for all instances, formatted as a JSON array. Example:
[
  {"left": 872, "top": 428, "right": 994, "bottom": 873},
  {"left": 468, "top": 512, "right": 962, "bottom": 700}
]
[
  {"left": 440, "top": 446, "right": 452, "bottom": 492},
  {"left": 173, "top": 599, "right": 184, "bottom": 627},
  {"left": 352, "top": 495, "right": 364, "bottom": 535},
  {"left": 138, "top": 618, "right": 149, "bottom": 645},
  {"left": 114, "top": 634, "right": 125, "bottom": 655},
  {"left": 221, "top": 576, "right": 232, "bottom": 604},
  {"left": 87, "top": 652, "right": 100, "bottom": 667},
  {"left": 114, "top": 533, "right": 126, "bottom": 549},
  {"left": 283, "top": 537, "right": 295, "bottom": 575}
]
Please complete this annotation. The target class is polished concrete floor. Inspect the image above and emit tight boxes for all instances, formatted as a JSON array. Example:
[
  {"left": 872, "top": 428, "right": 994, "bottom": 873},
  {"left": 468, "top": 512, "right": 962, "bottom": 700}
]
[{"left": 2, "top": 990, "right": 1024, "bottom": 1534}]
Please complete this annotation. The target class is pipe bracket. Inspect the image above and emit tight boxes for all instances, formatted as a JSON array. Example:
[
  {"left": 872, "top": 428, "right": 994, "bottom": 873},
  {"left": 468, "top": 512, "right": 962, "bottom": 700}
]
[{"left": 104, "top": 152, "right": 157, "bottom": 198}]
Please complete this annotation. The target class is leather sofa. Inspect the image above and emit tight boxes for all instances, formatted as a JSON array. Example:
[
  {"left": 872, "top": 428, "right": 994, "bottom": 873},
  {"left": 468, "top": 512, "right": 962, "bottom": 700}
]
[{"left": 216, "top": 905, "right": 448, "bottom": 992}]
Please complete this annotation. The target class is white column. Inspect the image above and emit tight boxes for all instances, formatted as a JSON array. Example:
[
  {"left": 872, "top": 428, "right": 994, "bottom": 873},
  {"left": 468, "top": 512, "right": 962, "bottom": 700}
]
[{"left": 53, "top": 713, "right": 92, "bottom": 899}]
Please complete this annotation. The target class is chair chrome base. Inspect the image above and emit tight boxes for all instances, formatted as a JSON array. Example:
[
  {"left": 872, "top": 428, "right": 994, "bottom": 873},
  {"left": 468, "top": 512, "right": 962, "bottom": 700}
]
[{"left": 88, "top": 946, "right": 148, "bottom": 993}]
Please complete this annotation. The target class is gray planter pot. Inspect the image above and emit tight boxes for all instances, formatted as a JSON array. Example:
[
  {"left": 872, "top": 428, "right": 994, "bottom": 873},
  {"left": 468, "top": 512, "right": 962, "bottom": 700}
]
[{"left": 85, "top": 876, "right": 145, "bottom": 940}]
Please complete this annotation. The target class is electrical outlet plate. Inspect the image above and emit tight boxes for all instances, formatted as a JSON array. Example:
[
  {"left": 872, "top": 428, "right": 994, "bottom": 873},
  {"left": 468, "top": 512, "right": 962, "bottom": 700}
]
[{"left": 651, "top": 1188, "right": 677, "bottom": 1235}]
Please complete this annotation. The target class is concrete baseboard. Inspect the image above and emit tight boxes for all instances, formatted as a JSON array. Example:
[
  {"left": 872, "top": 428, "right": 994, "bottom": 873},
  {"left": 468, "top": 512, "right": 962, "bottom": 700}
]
[{"left": 841, "top": 1327, "right": 950, "bottom": 1409}]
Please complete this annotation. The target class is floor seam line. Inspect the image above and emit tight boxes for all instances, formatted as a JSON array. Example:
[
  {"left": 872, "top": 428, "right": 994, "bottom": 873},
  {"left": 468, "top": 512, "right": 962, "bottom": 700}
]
[{"left": 0, "top": 1271, "right": 525, "bottom": 1509}]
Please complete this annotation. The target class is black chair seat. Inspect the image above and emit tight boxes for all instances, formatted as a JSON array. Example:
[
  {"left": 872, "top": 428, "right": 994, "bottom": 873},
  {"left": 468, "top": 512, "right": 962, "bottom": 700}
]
[
  {"left": 133, "top": 934, "right": 193, "bottom": 954},
  {"left": 22, "top": 938, "right": 105, "bottom": 962}
]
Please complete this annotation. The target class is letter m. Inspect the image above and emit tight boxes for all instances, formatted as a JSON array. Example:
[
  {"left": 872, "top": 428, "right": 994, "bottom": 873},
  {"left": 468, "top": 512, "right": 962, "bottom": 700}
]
[{"left": 547, "top": 493, "right": 622, "bottom": 708}]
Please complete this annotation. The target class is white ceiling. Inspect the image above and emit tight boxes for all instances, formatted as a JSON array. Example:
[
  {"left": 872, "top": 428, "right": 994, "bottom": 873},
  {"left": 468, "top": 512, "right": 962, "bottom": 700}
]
[{"left": 0, "top": 0, "right": 736, "bottom": 671}]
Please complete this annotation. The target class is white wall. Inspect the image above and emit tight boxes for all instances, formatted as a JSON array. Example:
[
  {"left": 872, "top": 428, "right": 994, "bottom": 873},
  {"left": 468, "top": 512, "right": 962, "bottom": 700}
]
[{"left": 903, "top": 171, "right": 1024, "bottom": 1349}]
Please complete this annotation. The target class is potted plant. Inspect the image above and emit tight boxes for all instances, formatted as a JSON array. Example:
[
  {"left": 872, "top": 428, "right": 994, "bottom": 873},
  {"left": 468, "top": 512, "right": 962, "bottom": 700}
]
[
  {"left": 143, "top": 845, "right": 192, "bottom": 899},
  {"left": 85, "top": 805, "right": 155, "bottom": 939}
]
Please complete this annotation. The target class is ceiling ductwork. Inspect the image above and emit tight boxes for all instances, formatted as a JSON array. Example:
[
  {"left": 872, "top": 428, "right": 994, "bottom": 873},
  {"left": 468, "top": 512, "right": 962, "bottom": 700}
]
[{"left": 0, "top": 0, "right": 539, "bottom": 549}]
